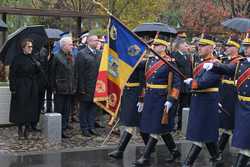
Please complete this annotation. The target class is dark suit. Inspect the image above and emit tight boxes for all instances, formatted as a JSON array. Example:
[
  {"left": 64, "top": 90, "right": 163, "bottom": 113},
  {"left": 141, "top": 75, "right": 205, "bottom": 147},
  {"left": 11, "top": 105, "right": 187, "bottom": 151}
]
[
  {"left": 51, "top": 50, "right": 77, "bottom": 131},
  {"left": 76, "top": 46, "right": 101, "bottom": 131},
  {"left": 171, "top": 50, "right": 192, "bottom": 130}
]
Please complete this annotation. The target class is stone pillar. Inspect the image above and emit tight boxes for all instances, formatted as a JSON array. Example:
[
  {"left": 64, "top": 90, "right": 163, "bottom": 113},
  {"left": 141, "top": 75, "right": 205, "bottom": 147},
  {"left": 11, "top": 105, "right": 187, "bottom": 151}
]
[
  {"left": 41, "top": 113, "right": 62, "bottom": 144},
  {"left": 182, "top": 107, "right": 190, "bottom": 136}
]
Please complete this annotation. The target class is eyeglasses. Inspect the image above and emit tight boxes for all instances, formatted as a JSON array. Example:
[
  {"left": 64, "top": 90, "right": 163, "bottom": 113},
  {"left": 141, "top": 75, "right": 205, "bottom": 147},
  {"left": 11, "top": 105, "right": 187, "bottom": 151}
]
[{"left": 27, "top": 45, "right": 33, "bottom": 48}]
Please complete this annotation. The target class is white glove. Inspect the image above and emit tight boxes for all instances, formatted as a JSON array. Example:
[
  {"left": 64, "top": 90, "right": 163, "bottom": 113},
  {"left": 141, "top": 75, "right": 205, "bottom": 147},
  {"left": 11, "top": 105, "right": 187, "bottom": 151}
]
[
  {"left": 164, "top": 101, "right": 173, "bottom": 112},
  {"left": 218, "top": 103, "right": 223, "bottom": 113},
  {"left": 203, "top": 63, "right": 214, "bottom": 71},
  {"left": 137, "top": 102, "right": 144, "bottom": 113},
  {"left": 184, "top": 78, "right": 193, "bottom": 85}
]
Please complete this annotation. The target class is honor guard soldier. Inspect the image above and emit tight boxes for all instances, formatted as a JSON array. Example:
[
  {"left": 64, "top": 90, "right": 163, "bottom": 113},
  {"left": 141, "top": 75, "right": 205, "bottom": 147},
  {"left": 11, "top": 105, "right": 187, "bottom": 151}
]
[
  {"left": 203, "top": 33, "right": 250, "bottom": 167},
  {"left": 108, "top": 58, "right": 148, "bottom": 159},
  {"left": 183, "top": 34, "right": 223, "bottom": 167},
  {"left": 134, "top": 38, "right": 181, "bottom": 166},
  {"left": 217, "top": 35, "right": 242, "bottom": 157}
]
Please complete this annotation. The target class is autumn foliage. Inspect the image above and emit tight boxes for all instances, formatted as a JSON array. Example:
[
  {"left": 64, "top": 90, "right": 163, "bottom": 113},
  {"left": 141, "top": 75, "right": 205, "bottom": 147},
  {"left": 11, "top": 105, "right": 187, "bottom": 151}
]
[{"left": 181, "top": 0, "right": 230, "bottom": 33}]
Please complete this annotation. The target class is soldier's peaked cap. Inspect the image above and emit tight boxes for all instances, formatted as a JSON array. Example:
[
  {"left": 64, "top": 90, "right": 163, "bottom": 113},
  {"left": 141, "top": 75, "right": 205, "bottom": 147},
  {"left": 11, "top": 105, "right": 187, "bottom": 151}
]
[{"left": 199, "top": 33, "right": 216, "bottom": 46}]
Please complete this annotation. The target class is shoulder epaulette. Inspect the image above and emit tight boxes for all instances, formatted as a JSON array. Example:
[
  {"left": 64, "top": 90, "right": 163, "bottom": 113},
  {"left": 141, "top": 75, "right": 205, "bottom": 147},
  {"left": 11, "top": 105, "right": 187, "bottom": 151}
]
[{"left": 238, "top": 57, "right": 246, "bottom": 61}]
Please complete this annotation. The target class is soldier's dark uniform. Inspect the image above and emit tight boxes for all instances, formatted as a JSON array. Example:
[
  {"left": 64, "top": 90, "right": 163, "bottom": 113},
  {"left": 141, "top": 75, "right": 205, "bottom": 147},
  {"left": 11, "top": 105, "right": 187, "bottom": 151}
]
[
  {"left": 108, "top": 60, "right": 148, "bottom": 159},
  {"left": 208, "top": 35, "right": 250, "bottom": 167},
  {"left": 134, "top": 39, "right": 182, "bottom": 166},
  {"left": 217, "top": 36, "right": 241, "bottom": 155},
  {"left": 183, "top": 35, "right": 223, "bottom": 167}
]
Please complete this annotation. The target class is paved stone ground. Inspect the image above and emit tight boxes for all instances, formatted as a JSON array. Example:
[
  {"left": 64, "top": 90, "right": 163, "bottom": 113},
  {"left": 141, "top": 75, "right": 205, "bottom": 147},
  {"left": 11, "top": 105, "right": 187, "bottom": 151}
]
[{"left": 0, "top": 121, "right": 185, "bottom": 155}]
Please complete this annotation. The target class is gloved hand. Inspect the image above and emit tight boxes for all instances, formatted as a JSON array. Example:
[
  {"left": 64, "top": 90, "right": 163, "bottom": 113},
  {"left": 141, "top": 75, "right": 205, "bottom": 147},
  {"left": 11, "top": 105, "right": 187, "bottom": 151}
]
[
  {"left": 137, "top": 102, "right": 144, "bottom": 113},
  {"left": 184, "top": 78, "right": 193, "bottom": 85},
  {"left": 164, "top": 101, "right": 173, "bottom": 112},
  {"left": 203, "top": 63, "right": 214, "bottom": 71}
]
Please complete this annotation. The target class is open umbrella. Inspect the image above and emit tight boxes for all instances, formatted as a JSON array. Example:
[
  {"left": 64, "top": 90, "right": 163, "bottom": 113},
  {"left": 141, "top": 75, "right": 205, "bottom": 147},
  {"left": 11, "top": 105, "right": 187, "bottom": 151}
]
[
  {"left": 0, "top": 19, "right": 7, "bottom": 31},
  {"left": 0, "top": 25, "right": 48, "bottom": 65},
  {"left": 45, "top": 28, "right": 63, "bottom": 40},
  {"left": 133, "top": 22, "right": 177, "bottom": 37},
  {"left": 222, "top": 17, "right": 250, "bottom": 33}
]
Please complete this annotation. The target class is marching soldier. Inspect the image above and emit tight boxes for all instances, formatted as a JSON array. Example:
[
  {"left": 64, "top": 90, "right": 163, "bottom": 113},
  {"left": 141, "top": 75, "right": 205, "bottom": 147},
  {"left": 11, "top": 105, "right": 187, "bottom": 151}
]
[
  {"left": 203, "top": 34, "right": 250, "bottom": 167},
  {"left": 217, "top": 35, "right": 242, "bottom": 157},
  {"left": 108, "top": 59, "right": 148, "bottom": 159},
  {"left": 134, "top": 38, "right": 181, "bottom": 166},
  {"left": 182, "top": 34, "right": 223, "bottom": 167}
]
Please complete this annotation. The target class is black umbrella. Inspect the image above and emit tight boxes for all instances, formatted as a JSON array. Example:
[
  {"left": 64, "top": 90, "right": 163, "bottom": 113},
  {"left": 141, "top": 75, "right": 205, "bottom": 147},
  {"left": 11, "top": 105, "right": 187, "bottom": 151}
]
[
  {"left": 45, "top": 28, "right": 63, "bottom": 40},
  {"left": 133, "top": 22, "right": 177, "bottom": 36},
  {"left": 0, "top": 19, "right": 7, "bottom": 31},
  {"left": 222, "top": 17, "right": 250, "bottom": 33},
  {"left": 0, "top": 25, "right": 48, "bottom": 65}
]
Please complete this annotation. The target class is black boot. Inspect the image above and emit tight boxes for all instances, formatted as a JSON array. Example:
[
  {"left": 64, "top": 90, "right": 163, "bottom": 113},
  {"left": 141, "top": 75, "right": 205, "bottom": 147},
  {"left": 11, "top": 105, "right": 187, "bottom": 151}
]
[
  {"left": 134, "top": 137, "right": 158, "bottom": 166},
  {"left": 205, "top": 142, "right": 223, "bottom": 167},
  {"left": 182, "top": 144, "right": 202, "bottom": 167},
  {"left": 161, "top": 133, "right": 181, "bottom": 163},
  {"left": 218, "top": 133, "right": 230, "bottom": 154},
  {"left": 233, "top": 153, "right": 249, "bottom": 167},
  {"left": 108, "top": 131, "right": 132, "bottom": 159}
]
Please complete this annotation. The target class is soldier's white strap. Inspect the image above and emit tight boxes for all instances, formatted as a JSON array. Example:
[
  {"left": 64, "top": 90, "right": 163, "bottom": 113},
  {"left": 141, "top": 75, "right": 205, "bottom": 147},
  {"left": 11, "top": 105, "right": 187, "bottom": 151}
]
[
  {"left": 150, "top": 134, "right": 160, "bottom": 140},
  {"left": 192, "top": 141, "right": 203, "bottom": 148},
  {"left": 221, "top": 129, "right": 233, "bottom": 135},
  {"left": 125, "top": 126, "right": 137, "bottom": 135},
  {"left": 240, "top": 149, "right": 250, "bottom": 157}
]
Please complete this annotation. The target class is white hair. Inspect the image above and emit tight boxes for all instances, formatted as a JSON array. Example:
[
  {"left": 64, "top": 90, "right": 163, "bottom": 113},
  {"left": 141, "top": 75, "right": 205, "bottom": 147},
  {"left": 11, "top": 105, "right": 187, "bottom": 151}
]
[{"left": 59, "top": 37, "right": 72, "bottom": 48}]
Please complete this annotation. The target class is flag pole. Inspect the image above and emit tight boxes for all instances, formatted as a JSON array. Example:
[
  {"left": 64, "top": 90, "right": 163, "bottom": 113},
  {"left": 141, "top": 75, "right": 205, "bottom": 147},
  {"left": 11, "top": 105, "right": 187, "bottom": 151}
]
[
  {"left": 92, "top": 0, "right": 186, "bottom": 79},
  {"left": 92, "top": 0, "right": 112, "bottom": 16},
  {"left": 101, "top": 118, "right": 120, "bottom": 146}
]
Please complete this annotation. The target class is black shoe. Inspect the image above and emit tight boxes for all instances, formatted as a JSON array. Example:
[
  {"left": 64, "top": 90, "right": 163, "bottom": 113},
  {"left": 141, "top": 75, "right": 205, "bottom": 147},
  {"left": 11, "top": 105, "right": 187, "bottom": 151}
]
[
  {"left": 108, "top": 131, "right": 132, "bottom": 159},
  {"left": 95, "top": 122, "right": 105, "bottom": 128},
  {"left": 133, "top": 137, "right": 158, "bottom": 166},
  {"left": 66, "top": 125, "right": 74, "bottom": 130},
  {"left": 62, "top": 132, "right": 71, "bottom": 138},
  {"left": 32, "top": 127, "right": 42, "bottom": 132},
  {"left": 82, "top": 130, "right": 92, "bottom": 137},
  {"left": 89, "top": 129, "right": 99, "bottom": 136},
  {"left": 71, "top": 117, "right": 79, "bottom": 123}
]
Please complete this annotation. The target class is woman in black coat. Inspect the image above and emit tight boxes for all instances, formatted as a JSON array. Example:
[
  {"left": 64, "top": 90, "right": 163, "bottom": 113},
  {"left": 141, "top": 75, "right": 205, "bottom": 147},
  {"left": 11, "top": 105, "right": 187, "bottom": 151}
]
[{"left": 9, "top": 38, "right": 40, "bottom": 139}]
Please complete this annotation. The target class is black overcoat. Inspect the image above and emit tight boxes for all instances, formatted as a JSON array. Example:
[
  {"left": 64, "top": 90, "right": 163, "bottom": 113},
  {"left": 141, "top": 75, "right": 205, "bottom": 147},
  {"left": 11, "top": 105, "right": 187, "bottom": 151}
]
[{"left": 9, "top": 53, "right": 40, "bottom": 124}]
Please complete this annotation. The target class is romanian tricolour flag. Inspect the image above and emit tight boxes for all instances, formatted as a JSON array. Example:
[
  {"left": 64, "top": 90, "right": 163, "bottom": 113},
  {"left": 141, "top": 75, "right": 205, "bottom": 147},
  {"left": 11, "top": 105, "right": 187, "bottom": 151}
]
[{"left": 94, "top": 16, "right": 147, "bottom": 124}]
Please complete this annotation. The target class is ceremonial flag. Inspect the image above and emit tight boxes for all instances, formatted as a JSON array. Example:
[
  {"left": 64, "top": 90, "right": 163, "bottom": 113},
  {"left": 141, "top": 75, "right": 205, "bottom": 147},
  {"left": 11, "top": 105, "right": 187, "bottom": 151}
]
[{"left": 94, "top": 16, "right": 147, "bottom": 124}]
